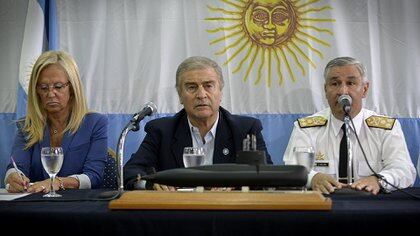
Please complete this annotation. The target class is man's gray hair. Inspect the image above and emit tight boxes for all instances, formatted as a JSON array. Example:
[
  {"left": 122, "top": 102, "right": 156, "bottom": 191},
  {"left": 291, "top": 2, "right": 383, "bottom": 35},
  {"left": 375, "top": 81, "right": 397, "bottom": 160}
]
[
  {"left": 323, "top": 57, "right": 368, "bottom": 83},
  {"left": 175, "top": 56, "right": 224, "bottom": 94}
]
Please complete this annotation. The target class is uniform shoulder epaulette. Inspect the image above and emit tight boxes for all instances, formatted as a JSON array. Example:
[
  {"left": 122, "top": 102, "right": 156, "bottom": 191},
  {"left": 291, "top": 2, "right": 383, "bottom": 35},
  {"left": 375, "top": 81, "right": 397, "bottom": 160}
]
[
  {"left": 298, "top": 116, "right": 327, "bottom": 128},
  {"left": 365, "top": 115, "right": 395, "bottom": 130}
]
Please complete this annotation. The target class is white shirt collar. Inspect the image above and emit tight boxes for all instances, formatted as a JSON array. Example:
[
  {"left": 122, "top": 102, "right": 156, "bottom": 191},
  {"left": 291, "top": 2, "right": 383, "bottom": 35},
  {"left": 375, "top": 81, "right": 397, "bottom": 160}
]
[
  {"left": 187, "top": 113, "right": 219, "bottom": 144},
  {"left": 330, "top": 108, "right": 364, "bottom": 137}
]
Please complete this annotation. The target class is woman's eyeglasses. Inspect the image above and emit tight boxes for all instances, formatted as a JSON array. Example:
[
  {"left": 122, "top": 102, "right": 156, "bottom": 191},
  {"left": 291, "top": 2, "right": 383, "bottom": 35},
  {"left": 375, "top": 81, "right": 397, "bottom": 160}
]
[{"left": 37, "top": 82, "right": 70, "bottom": 94}]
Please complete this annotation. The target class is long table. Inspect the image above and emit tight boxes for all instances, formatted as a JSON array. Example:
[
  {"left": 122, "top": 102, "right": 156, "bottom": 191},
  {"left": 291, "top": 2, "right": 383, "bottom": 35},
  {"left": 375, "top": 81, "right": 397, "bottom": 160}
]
[{"left": 1, "top": 188, "right": 419, "bottom": 235}]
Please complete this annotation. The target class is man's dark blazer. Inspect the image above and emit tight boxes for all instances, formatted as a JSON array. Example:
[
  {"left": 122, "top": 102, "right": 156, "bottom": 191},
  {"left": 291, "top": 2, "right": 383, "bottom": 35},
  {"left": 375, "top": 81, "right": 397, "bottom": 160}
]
[{"left": 123, "top": 107, "right": 272, "bottom": 188}]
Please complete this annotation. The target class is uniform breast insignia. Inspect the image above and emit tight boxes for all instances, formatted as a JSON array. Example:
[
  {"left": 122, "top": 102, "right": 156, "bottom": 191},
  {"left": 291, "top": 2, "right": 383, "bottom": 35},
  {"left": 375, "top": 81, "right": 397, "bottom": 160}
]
[
  {"left": 314, "top": 151, "right": 329, "bottom": 167},
  {"left": 365, "top": 115, "right": 396, "bottom": 130},
  {"left": 315, "top": 151, "right": 325, "bottom": 161},
  {"left": 298, "top": 116, "right": 327, "bottom": 128}
]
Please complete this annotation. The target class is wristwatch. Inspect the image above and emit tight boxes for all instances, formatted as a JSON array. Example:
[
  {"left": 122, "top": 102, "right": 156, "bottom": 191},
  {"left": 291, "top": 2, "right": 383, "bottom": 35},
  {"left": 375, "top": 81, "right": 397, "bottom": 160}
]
[
  {"left": 376, "top": 174, "right": 387, "bottom": 189},
  {"left": 56, "top": 177, "right": 65, "bottom": 190}
]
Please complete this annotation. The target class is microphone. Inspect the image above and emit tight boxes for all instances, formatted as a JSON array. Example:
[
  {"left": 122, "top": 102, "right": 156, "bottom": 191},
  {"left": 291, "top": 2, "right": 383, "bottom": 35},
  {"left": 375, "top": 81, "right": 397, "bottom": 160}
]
[
  {"left": 131, "top": 102, "right": 158, "bottom": 123},
  {"left": 115, "top": 101, "right": 158, "bottom": 193},
  {"left": 338, "top": 95, "right": 352, "bottom": 113}
]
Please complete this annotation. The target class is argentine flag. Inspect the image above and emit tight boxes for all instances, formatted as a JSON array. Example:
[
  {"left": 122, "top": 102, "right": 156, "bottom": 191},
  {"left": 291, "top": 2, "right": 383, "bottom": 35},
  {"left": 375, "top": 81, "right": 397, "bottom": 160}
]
[
  {"left": 0, "top": 0, "right": 57, "bottom": 186},
  {"left": 1, "top": 0, "right": 419, "bottom": 187}
]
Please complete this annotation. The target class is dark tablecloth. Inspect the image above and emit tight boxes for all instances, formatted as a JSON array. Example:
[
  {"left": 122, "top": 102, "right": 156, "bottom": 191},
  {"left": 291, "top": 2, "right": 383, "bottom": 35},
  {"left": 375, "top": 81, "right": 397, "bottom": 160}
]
[{"left": 1, "top": 188, "right": 419, "bottom": 235}]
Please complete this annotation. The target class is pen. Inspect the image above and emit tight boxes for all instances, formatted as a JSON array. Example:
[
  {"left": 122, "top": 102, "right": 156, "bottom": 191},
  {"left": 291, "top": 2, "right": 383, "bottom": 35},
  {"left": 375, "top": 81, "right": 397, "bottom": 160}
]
[{"left": 10, "top": 156, "right": 27, "bottom": 190}]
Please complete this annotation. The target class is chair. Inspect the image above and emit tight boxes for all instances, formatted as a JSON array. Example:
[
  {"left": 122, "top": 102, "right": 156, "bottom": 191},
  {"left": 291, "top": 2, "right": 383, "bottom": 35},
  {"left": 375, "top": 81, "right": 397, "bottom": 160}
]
[{"left": 101, "top": 147, "right": 118, "bottom": 189}]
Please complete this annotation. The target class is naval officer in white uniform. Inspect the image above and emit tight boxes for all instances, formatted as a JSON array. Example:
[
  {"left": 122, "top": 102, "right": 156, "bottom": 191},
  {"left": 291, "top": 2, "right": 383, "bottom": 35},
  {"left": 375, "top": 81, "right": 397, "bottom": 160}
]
[{"left": 284, "top": 57, "right": 416, "bottom": 195}]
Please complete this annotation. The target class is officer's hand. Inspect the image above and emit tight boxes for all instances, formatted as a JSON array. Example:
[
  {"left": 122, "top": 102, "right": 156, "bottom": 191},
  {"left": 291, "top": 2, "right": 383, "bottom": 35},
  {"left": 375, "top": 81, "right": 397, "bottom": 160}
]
[
  {"left": 350, "top": 176, "right": 381, "bottom": 195},
  {"left": 311, "top": 173, "right": 346, "bottom": 194}
]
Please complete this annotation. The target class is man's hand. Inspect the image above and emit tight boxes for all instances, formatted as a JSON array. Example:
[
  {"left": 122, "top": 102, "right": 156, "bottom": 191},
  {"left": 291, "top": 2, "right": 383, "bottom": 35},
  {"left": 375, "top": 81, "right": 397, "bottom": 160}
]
[
  {"left": 133, "top": 174, "right": 177, "bottom": 191},
  {"left": 153, "top": 183, "right": 177, "bottom": 191},
  {"left": 350, "top": 175, "right": 381, "bottom": 195},
  {"left": 311, "top": 173, "right": 347, "bottom": 194}
]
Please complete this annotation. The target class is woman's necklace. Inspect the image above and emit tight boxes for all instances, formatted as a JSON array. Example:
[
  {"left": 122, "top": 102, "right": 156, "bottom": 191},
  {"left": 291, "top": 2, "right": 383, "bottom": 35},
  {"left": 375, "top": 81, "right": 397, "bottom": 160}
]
[{"left": 51, "top": 126, "right": 61, "bottom": 135}]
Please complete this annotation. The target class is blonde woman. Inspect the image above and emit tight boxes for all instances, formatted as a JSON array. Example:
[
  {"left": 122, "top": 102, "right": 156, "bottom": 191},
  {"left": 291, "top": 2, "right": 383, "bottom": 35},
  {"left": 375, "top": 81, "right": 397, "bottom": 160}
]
[{"left": 5, "top": 51, "right": 107, "bottom": 193}]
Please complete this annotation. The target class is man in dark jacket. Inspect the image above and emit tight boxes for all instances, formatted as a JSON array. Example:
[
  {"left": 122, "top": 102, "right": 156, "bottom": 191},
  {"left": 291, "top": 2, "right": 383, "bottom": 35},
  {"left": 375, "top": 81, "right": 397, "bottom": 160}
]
[{"left": 124, "top": 56, "right": 271, "bottom": 190}]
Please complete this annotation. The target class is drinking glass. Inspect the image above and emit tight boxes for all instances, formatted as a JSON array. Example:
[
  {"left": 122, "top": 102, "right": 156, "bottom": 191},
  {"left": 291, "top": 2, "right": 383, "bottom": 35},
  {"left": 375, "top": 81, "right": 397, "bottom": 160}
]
[
  {"left": 183, "top": 147, "right": 205, "bottom": 167},
  {"left": 293, "top": 146, "right": 315, "bottom": 172},
  {"left": 41, "top": 147, "right": 64, "bottom": 197}
]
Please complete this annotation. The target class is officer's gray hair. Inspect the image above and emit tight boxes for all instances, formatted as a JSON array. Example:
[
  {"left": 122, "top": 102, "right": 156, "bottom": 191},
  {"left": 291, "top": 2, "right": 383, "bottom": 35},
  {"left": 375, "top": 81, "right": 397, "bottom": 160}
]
[{"left": 323, "top": 57, "right": 368, "bottom": 84}]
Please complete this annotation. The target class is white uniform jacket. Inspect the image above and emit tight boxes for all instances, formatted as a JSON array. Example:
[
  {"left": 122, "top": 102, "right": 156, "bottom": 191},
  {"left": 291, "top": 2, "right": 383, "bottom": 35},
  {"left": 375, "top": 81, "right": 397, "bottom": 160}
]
[{"left": 283, "top": 108, "right": 416, "bottom": 191}]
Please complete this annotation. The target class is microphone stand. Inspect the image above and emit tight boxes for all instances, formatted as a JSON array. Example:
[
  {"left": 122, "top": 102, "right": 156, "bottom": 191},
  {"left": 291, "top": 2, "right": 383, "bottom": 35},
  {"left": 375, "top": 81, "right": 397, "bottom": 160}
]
[
  {"left": 116, "top": 117, "right": 141, "bottom": 194},
  {"left": 343, "top": 112, "right": 353, "bottom": 185}
]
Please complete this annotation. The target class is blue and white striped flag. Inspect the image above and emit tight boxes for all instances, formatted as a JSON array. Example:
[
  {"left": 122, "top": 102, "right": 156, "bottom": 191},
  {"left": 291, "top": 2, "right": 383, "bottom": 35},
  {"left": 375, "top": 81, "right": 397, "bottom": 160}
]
[
  {"left": 17, "top": 0, "right": 57, "bottom": 118},
  {"left": 0, "top": 0, "right": 57, "bottom": 186}
]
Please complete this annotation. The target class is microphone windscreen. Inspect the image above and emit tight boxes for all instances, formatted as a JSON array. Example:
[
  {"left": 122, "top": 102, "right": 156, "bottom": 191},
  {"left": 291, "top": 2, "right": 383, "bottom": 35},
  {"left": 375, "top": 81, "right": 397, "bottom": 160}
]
[
  {"left": 338, "top": 94, "right": 352, "bottom": 107},
  {"left": 145, "top": 101, "right": 157, "bottom": 115}
]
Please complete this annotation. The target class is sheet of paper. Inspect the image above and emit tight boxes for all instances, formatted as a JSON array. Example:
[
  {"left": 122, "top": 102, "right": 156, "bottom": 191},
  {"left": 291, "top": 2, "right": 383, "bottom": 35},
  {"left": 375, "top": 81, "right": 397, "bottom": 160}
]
[{"left": 0, "top": 188, "right": 31, "bottom": 201}]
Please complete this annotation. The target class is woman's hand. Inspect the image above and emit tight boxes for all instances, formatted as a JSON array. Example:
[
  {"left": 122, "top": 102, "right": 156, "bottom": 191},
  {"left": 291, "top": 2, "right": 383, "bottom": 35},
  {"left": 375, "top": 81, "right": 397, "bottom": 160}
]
[
  {"left": 27, "top": 179, "right": 59, "bottom": 193},
  {"left": 5, "top": 172, "right": 30, "bottom": 193}
]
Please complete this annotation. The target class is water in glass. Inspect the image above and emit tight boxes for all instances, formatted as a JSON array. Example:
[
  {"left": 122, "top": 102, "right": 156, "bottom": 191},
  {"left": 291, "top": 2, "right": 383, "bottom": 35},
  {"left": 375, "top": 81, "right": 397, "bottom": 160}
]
[
  {"left": 183, "top": 147, "right": 205, "bottom": 167},
  {"left": 293, "top": 146, "right": 315, "bottom": 172},
  {"left": 41, "top": 147, "right": 64, "bottom": 197}
]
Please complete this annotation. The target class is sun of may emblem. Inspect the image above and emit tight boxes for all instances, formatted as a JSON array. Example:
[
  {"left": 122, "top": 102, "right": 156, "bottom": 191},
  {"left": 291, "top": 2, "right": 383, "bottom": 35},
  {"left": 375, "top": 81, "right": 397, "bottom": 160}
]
[{"left": 205, "top": 0, "right": 335, "bottom": 87}]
